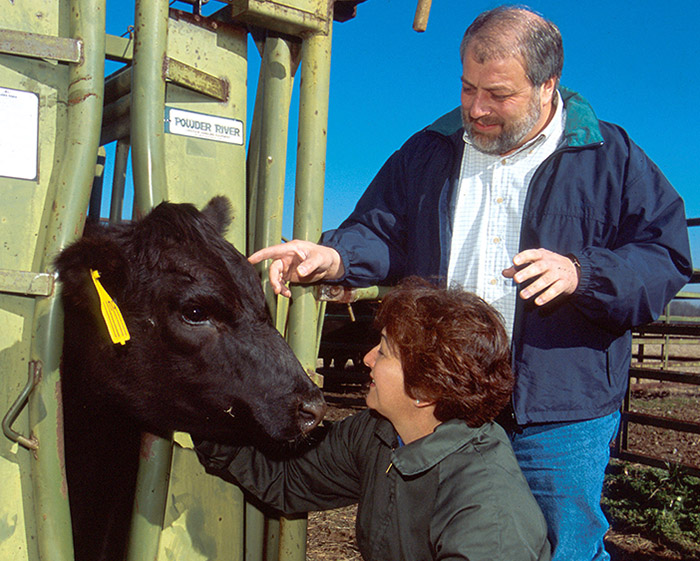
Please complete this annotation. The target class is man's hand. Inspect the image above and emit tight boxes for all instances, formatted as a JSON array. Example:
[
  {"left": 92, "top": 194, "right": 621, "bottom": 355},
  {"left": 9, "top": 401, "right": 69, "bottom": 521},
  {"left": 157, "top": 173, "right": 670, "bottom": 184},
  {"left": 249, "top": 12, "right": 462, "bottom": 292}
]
[
  {"left": 248, "top": 240, "right": 345, "bottom": 298},
  {"left": 502, "top": 248, "right": 579, "bottom": 306}
]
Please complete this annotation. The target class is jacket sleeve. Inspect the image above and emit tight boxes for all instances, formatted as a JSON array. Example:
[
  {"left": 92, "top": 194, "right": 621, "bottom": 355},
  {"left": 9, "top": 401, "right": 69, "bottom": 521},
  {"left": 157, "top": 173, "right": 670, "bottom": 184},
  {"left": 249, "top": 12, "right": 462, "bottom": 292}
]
[
  {"left": 573, "top": 134, "right": 692, "bottom": 331},
  {"left": 194, "top": 413, "right": 372, "bottom": 515},
  {"left": 320, "top": 143, "right": 411, "bottom": 287}
]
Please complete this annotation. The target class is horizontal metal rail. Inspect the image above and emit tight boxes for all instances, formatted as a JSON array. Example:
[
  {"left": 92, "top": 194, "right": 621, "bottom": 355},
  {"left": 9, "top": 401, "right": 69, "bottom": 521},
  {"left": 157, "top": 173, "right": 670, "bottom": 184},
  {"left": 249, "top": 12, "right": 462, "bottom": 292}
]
[
  {"left": 0, "top": 28, "right": 82, "bottom": 62},
  {"left": 613, "top": 449, "right": 700, "bottom": 478},
  {"left": 628, "top": 366, "right": 700, "bottom": 385},
  {"left": 0, "top": 269, "right": 55, "bottom": 297},
  {"left": 623, "top": 410, "right": 700, "bottom": 435},
  {"left": 634, "top": 322, "right": 700, "bottom": 336}
]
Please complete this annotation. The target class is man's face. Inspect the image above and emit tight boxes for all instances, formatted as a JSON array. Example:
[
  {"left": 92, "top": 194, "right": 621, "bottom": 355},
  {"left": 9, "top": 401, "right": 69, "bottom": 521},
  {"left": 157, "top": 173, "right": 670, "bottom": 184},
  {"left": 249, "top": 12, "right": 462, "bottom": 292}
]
[{"left": 461, "top": 45, "right": 554, "bottom": 155}]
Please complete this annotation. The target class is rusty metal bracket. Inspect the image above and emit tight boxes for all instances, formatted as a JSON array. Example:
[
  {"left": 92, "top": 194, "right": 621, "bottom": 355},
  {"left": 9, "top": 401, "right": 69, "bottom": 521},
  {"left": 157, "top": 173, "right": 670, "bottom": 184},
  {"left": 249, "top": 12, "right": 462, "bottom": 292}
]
[
  {"left": 0, "top": 28, "right": 82, "bottom": 63},
  {"left": 2, "top": 361, "right": 40, "bottom": 451},
  {"left": 0, "top": 269, "right": 56, "bottom": 297},
  {"left": 105, "top": 33, "right": 134, "bottom": 63},
  {"left": 315, "top": 284, "right": 389, "bottom": 303},
  {"left": 164, "top": 56, "right": 230, "bottom": 101}
]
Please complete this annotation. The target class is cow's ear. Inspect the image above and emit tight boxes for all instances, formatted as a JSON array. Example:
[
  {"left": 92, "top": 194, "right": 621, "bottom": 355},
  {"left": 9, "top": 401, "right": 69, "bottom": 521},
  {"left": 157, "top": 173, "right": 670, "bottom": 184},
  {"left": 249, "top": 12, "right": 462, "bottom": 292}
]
[
  {"left": 55, "top": 229, "right": 130, "bottom": 310},
  {"left": 201, "top": 196, "right": 232, "bottom": 236}
]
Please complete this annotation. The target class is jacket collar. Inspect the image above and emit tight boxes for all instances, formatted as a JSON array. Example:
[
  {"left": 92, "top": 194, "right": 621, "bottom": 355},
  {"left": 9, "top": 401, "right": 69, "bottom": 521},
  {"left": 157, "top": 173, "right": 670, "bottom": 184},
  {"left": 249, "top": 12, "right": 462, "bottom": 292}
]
[
  {"left": 387, "top": 419, "right": 492, "bottom": 477},
  {"left": 425, "top": 86, "right": 603, "bottom": 149}
]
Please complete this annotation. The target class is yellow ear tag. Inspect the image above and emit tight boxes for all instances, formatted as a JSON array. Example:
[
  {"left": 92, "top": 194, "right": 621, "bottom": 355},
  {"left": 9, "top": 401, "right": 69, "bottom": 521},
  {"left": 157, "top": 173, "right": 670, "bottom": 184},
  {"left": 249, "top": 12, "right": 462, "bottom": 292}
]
[{"left": 89, "top": 269, "right": 131, "bottom": 345}]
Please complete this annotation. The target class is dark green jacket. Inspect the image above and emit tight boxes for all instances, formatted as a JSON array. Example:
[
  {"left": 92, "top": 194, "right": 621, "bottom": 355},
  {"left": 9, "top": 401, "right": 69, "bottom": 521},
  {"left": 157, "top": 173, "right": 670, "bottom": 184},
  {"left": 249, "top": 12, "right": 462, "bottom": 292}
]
[{"left": 196, "top": 410, "right": 551, "bottom": 561}]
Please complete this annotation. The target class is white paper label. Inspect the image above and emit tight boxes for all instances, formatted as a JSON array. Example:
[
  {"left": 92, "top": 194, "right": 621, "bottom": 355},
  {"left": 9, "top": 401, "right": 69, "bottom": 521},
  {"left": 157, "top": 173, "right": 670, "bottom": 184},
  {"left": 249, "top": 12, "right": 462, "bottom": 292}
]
[
  {"left": 165, "top": 107, "right": 244, "bottom": 145},
  {"left": 0, "top": 87, "right": 39, "bottom": 181}
]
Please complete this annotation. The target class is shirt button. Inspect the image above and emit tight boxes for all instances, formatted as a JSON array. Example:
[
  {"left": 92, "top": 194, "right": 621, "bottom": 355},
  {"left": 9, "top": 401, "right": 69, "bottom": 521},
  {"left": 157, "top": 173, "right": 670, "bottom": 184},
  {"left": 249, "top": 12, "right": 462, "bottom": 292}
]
[
  {"left": 496, "top": 197, "right": 504, "bottom": 204},
  {"left": 489, "top": 278, "right": 498, "bottom": 285},
  {"left": 493, "top": 237, "right": 501, "bottom": 244}
]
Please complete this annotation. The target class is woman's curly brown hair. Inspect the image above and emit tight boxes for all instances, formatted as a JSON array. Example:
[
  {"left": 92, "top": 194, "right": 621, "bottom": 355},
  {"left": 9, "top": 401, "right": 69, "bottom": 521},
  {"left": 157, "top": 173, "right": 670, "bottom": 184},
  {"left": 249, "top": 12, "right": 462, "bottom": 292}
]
[{"left": 376, "top": 277, "right": 513, "bottom": 427}]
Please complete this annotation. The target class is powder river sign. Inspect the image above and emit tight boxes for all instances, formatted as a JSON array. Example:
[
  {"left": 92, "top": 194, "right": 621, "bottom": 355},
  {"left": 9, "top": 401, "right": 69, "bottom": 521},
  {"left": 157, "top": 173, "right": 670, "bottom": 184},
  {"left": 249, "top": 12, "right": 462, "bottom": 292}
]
[{"left": 165, "top": 107, "right": 244, "bottom": 145}]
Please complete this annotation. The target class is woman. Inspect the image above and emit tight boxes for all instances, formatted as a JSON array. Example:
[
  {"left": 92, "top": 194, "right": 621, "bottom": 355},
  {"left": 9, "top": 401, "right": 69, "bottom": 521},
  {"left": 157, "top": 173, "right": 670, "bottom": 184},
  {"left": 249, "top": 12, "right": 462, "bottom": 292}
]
[{"left": 196, "top": 279, "right": 551, "bottom": 561}]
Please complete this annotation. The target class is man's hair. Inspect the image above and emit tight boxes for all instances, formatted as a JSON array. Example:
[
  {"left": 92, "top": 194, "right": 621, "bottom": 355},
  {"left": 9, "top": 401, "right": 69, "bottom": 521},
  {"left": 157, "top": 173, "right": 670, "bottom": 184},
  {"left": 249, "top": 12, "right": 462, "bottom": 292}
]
[
  {"left": 460, "top": 5, "right": 563, "bottom": 87},
  {"left": 375, "top": 278, "right": 513, "bottom": 427}
]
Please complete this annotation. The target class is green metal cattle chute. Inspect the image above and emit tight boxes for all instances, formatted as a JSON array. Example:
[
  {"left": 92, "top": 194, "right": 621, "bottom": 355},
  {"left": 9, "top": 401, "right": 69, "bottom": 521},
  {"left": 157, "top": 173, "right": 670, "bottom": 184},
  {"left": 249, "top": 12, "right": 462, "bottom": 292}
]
[{"left": 0, "top": 0, "right": 363, "bottom": 559}]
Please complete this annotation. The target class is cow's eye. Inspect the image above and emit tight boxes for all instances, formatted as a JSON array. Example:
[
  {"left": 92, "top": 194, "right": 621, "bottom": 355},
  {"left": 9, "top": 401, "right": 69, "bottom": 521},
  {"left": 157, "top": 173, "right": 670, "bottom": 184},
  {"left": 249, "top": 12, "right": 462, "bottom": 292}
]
[{"left": 181, "top": 304, "right": 211, "bottom": 325}]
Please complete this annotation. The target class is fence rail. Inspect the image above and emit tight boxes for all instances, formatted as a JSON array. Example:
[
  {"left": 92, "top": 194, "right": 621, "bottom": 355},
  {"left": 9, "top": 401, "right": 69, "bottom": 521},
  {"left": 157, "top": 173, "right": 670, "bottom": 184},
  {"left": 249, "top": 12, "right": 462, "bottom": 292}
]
[{"left": 613, "top": 319, "right": 700, "bottom": 477}]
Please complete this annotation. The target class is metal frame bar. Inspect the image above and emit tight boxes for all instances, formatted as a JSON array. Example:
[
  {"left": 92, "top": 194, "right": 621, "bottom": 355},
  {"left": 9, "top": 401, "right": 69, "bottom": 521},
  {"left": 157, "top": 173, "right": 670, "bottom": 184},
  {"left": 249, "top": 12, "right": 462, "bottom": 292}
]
[
  {"left": 252, "top": 33, "right": 296, "bottom": 319},
  {"left": 0, "top": 28, "right": 82, "bottom": 63},
  {"left": 110, "top": 139, "right": 130, "bottom": 222},
  {"left": 281, "top": 23, "right": 334, "bottom": 561},
  {"left": 126, "top": 2, "right": 172, "bottom": 560},
  {"left": 243, "top": 32, "right": 299, "bottom": 559},
  {"left": 0, "top": 270, "right": 55, "bottom": 297},
  {"left": 131, "top": 0, "right": 169, "bottom": 214},
  {"left": 26, "top": 1, "right": 106, "bottom": 560}
]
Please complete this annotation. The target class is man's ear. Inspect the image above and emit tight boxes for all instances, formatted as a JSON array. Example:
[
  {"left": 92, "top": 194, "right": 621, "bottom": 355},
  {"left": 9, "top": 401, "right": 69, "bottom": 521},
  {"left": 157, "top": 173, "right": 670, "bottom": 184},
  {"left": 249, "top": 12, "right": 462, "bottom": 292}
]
[{"left": 540, "top": 76, "right": 557, "bottom": 108}]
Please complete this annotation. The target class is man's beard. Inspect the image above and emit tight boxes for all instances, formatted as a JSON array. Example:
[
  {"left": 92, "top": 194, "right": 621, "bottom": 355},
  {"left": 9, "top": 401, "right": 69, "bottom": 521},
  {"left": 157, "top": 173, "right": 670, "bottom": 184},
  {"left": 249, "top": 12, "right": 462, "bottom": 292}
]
[{"left": 462, "top": 90, "right": 542, "bottom": 155}]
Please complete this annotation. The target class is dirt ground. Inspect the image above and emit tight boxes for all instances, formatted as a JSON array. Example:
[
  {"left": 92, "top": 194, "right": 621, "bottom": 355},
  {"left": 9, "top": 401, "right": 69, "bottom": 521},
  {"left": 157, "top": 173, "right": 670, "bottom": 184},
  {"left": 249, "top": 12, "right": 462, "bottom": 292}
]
[{"left": 304, "top": 346, "right": 700, "bottom": 561}]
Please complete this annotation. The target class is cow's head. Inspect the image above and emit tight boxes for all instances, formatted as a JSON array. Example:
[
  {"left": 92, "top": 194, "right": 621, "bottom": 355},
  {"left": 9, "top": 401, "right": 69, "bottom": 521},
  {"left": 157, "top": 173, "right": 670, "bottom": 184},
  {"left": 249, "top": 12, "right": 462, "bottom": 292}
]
[{"left": 56, "top": 197, "right": 326, "bottom": 443}]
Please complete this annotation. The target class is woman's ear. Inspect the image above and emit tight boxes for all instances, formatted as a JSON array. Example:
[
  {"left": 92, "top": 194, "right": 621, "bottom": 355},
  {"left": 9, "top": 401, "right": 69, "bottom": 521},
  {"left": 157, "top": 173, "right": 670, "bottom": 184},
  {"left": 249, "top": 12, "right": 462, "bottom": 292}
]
[{"left": 414, "top": 398, "right": 435, "bottom": 408}]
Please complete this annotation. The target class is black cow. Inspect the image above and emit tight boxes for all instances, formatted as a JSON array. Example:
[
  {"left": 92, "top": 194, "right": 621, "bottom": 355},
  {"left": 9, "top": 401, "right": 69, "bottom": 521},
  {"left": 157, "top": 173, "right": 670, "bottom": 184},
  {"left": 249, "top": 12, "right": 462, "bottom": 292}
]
[{"left": 55, "top": 197, "right": 326, "bottom": 561}]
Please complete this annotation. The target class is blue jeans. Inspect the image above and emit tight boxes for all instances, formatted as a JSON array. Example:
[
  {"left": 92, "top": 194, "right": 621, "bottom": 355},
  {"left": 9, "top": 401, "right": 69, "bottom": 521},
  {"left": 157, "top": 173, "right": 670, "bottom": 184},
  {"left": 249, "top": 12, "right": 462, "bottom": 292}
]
[{"left": 507, "top": 411, "right": 621, "bottom": 561}]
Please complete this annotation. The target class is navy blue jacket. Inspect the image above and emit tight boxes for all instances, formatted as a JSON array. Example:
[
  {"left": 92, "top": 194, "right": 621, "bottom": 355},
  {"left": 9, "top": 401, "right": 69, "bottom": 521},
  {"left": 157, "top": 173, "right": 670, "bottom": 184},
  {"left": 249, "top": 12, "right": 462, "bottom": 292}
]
[{"left": 321, "top": 88, "right": 693, "bottom": 424}]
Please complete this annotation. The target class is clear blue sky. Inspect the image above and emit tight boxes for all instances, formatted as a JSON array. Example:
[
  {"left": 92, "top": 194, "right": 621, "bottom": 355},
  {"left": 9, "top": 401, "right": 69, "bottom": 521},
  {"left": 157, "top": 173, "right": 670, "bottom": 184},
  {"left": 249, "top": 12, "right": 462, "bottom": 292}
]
[{"left": 105, "top": 1, "right": 700, "bottom": 278}]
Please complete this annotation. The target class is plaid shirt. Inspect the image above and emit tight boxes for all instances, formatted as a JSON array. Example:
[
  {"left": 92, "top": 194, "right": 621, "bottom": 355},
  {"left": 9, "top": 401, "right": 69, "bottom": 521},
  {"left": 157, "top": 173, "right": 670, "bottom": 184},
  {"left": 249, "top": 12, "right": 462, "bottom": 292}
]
[{"left": 447, "top": 94, "right": 565, "bottom": 337}]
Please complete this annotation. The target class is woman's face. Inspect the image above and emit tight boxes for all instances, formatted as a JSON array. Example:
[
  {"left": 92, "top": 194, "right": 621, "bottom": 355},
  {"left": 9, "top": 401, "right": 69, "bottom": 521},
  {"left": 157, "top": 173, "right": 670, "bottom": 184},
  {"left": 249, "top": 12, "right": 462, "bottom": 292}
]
[{"left": 364, "top": 331, "right": 417, "bottom": 425}]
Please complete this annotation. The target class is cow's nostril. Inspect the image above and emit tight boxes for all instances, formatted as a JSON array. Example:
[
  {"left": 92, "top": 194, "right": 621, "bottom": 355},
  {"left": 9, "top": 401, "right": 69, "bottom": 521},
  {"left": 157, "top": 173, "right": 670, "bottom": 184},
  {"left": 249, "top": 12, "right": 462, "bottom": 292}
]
[{"left": 298, "top": 395, "right": 327, "bottom": 433}]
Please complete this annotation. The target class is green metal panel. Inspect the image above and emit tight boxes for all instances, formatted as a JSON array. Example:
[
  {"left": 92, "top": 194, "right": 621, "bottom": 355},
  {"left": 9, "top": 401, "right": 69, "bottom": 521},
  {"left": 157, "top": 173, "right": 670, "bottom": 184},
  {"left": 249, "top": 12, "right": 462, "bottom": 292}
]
[
  {"left": 162, "top": 9, "right": 248, "bottom": 246},
  {"left": 0, "top": 0, "right": 64, "bottom": 539},
  {"left": 158, "top": 433, "right": 246, "bottom": 560},
  {"left": 1, "top": 1, "right": 104, "bottom": 560}
]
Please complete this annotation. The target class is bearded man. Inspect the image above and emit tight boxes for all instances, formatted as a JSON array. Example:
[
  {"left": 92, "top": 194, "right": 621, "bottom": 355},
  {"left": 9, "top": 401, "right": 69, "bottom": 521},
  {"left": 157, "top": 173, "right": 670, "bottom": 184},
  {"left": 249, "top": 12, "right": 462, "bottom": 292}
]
[{"left": 249, "top": 6, "right": 693, "bottom": 561}]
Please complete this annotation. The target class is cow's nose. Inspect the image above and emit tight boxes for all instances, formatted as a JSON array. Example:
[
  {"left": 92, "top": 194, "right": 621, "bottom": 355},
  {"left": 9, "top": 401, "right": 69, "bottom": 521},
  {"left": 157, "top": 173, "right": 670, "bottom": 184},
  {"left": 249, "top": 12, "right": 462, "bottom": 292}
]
[{"left": 298, "top": 393, "right": 327, "bottom": 434}]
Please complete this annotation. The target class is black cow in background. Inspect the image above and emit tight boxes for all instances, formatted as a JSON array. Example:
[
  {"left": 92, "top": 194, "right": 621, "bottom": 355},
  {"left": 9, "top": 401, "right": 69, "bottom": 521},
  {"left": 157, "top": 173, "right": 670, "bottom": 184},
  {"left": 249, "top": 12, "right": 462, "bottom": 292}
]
[{"left": 55, "top": 196, "right": 326, "bottom": 561}]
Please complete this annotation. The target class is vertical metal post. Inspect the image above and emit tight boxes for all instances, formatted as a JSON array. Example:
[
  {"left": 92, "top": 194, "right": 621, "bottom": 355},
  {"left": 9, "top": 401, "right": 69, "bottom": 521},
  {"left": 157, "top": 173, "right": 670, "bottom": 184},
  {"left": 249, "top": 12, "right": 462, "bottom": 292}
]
[
  {"left": 247, "top": 61, "right": 264, "bottom": 255},
  {"left": 282, "top": 22, "right": 333, "bottom": 561},
  {"left": 128, "top": 434, "right": 174, "bottom": 557},
  {"left": 253, "top": 34, "right": 295, "bottom": 320},
  {"left": 413, "top": 0, "right": 432, "bottom": 32},
  {"left": 88, "top": 146, "right": 107, "bottom": 221},
  {"left": 246, "top": 32, "right": 297, "bottom": 561},
  {"left": 109, "top": 139, "right": 130, "bottom": 222},
  {"left": 127, "top": 2, "right": 172, "bottom": 560},
  {"left": 131, "top": 0, "right": 169, "bottom": 215},
  {"left": 662, "top": 303, "right": 670, "bottom": 369},
  {"left": 287, "top": 27, "right": 332, "bottom": 372},
  {"left": 28, "top": 1, "right": 105, "bottom": 560}
]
